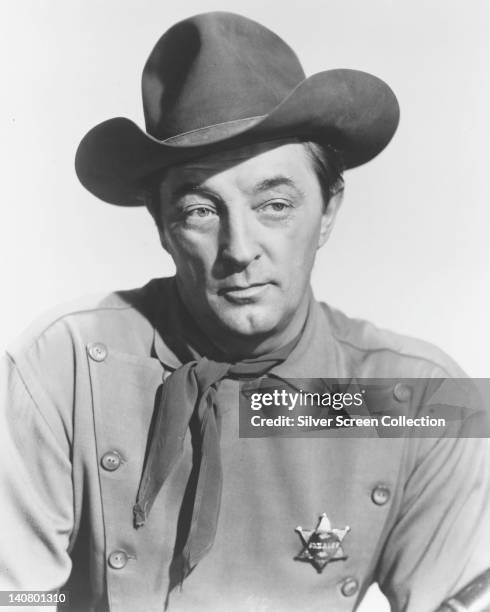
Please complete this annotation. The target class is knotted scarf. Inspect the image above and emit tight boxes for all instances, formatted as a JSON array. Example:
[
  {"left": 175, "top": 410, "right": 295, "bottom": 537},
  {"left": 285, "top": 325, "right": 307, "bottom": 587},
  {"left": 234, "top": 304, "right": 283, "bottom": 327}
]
[{"left": 132, "top": 340, "right": 297, "bottom": 586}]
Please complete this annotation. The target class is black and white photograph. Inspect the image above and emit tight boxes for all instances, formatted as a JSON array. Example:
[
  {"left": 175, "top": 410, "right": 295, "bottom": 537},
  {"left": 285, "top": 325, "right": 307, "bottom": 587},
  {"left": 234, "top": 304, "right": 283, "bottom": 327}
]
[{"left": 1, "top": 1, "right": 489, "bottom": 611}]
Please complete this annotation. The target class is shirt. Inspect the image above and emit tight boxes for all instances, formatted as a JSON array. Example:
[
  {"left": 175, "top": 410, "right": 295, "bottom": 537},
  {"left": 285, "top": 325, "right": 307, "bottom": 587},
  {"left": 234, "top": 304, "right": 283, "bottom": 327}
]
[{"left": 1, "top": 277, "right": 489, "bottom": 611}]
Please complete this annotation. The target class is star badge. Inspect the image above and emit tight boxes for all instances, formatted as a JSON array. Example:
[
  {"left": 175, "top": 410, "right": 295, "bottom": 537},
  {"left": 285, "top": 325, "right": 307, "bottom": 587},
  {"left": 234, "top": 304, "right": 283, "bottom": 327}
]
[{"left": 295, "top": 513, "right": 350, "bottom": 573}]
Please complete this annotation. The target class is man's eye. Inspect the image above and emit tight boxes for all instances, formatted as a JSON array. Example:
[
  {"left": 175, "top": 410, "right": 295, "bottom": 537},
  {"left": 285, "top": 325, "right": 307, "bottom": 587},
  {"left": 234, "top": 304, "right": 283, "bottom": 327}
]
[
  {"left": 186, "top": 206, "right": 215, "bottom": 218},
  {"left": 262, "top": 201, "right": 291, "bottom": 213}
]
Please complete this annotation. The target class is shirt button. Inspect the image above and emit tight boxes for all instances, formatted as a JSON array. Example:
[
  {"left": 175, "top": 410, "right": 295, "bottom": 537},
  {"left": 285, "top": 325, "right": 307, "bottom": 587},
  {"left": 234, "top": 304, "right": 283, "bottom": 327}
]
[
  {"left": 88, "top": 342, "right": 108, "bottom": 362},
  {"left": 108, "top": 550, "right": 128, "bottom": 569},
  {"left": 101, "top": 451, "right": 122, "bottom": 472},
  {"left": 340, "top": 577, "right": 359, "bottom": 597},
  {"left": 393, "top": 382, "right": 411, "bottom": 402},
  {"left": 372, "top": 484, "right": 391, "bottom": 506}
]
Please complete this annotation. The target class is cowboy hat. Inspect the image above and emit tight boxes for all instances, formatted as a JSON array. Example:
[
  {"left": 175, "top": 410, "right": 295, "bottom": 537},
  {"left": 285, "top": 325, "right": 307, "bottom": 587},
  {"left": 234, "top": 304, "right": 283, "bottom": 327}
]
[{"left": 75, "top": 11, "right": 400, "bottom": 207}]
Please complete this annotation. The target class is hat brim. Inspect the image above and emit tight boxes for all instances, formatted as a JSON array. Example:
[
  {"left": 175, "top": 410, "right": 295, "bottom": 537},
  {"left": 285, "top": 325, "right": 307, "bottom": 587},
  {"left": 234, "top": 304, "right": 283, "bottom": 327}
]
[{"left": 75, "top": 69, "right": 399, "bottom": 207}]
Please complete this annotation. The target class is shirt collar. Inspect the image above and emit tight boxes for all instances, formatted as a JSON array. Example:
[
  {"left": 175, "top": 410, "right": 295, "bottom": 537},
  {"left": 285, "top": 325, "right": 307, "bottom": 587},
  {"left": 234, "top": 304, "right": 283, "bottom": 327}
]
[{"left": 269, "top": 297, "right": 339, "bottom": 379}]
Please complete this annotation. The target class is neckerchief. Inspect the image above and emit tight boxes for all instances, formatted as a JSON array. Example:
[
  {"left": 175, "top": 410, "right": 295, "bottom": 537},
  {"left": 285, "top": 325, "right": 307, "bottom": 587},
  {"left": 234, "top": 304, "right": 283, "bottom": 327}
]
[{"left": 133, "top": 288, "right": 303, "bottom": 587}]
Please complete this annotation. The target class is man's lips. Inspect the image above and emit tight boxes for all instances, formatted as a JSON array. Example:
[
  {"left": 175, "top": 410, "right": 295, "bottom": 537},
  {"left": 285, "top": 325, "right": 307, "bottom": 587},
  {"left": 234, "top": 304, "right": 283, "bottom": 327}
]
[{"left": 218, "top": 282, "right": 272, "bottom": 300}]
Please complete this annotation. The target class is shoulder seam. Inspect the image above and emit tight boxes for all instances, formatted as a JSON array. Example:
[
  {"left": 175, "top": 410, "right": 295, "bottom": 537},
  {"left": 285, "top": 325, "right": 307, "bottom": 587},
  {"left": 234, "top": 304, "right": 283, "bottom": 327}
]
[
  {"left": 334, "top": 336, "right": 455, "bottom": 377},
  {"left": 319, "top": 303, "right": 458, "bottom": 377},
  {"left": 12, "top": 303, "right": 134, "bottom": 355}
]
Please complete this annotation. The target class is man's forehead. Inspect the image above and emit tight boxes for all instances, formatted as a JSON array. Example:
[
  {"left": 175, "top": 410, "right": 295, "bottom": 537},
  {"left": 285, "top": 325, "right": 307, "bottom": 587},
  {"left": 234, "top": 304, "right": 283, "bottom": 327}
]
[{"left": 162, "top": 139, "right": 312, "bottom": 189}]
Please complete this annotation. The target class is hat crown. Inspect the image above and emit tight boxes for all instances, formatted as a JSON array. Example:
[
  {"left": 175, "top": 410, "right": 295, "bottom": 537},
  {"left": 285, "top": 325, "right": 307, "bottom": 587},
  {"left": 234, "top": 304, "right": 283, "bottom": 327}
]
[{"left": 142, "top": 12, "right": 306, "bottom": 140}]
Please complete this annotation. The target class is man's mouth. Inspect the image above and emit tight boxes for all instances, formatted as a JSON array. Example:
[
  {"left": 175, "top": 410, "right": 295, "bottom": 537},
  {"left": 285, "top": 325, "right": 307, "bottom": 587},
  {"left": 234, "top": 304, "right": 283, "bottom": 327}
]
[{"left": 219, "top": 282, "right": 271, "bottom": 302}]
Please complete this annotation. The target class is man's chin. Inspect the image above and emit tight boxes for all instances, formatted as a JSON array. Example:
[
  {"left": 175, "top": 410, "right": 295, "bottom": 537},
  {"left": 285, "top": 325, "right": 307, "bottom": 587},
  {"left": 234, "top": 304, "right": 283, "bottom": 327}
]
[{"left": 212, "top": 304, "right": 281, "bottom": 339}]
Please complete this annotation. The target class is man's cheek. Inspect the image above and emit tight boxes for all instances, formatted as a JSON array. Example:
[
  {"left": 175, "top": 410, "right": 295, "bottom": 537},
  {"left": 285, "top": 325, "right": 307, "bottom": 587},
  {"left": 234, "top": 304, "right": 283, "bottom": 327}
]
[
  {"left": 171, "top": 239, "right": 214, "bottom": 273},
  {"left": 287, "top": 238, "right": 315, "bottom": 270}
]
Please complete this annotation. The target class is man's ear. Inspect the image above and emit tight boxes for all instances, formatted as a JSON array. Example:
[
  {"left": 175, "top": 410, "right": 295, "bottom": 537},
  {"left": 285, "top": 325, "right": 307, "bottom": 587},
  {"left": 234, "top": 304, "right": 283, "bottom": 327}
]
[{"left": 318, "top": 189, "right": 343, "bottom": 249}]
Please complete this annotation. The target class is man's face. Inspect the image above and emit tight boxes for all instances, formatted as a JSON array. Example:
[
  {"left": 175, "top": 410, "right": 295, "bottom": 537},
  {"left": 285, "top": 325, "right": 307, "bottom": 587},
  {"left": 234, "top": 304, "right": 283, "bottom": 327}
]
[{"left": 156, "top": 141, "right": 338, "bottom": 346}]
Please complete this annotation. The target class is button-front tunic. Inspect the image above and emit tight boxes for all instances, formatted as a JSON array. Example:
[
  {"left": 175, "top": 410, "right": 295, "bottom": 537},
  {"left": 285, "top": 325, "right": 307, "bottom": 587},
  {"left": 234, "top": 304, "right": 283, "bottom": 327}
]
[{"left": 1, "top": 278, "right": 488, "bottom": 611}]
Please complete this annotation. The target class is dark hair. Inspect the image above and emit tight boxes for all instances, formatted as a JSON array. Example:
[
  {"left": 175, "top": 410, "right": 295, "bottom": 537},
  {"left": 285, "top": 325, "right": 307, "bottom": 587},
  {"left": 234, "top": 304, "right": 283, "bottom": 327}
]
[
  {"left": 145, "top": 139, "right": 344, "bottom": 225},
  {"left": 302, "top": 141, "right": 345, "bottom": 209}
]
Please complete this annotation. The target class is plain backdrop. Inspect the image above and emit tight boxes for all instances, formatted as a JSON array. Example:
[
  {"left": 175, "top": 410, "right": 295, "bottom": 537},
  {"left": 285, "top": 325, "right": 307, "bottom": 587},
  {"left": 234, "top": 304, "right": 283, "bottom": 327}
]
[{"left": 1, "top": 1, "right": 489, "bottom": 609}]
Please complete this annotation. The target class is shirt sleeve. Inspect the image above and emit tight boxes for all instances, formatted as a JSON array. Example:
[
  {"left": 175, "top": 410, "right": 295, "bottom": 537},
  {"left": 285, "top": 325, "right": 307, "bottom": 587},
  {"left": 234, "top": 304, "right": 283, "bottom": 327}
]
[
  {"left": 375, "top": 430, "right": 490, "bottom": 611},
  {"left": 0, "top": 354, "right": 73, "bottom": 591}
]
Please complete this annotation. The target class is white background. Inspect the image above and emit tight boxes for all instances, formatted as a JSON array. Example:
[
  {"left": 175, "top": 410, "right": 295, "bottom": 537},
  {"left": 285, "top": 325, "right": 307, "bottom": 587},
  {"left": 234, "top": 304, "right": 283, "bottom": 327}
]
[{"left": 1, "top": 2, "right": 489, "bottom": 608}]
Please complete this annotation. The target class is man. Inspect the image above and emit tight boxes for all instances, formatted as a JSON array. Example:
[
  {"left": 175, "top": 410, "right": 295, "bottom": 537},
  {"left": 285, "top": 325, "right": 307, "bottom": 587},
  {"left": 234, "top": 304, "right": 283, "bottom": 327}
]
[{"left": 1, "top": 11, "right": 488, "bottom": 612}]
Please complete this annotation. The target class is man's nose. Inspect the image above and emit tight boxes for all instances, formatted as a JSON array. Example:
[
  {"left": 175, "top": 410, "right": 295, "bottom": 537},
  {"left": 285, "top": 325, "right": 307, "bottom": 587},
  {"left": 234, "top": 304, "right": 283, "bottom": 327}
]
[{"left": 219, "top": 210, "right": 261, "bottom": 269}]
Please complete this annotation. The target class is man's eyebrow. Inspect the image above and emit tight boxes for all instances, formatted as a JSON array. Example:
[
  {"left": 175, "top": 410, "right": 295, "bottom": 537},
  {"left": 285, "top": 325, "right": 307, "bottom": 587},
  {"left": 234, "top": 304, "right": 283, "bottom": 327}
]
[
  {"left": 253, "top": 175, "right": 301, "bottom": 194},
  {"left": 168, "top": 175, "right": 301, "bottom": 201},
  {"left": 169, "top": 182, "right": 216, "bottom": 202}
]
